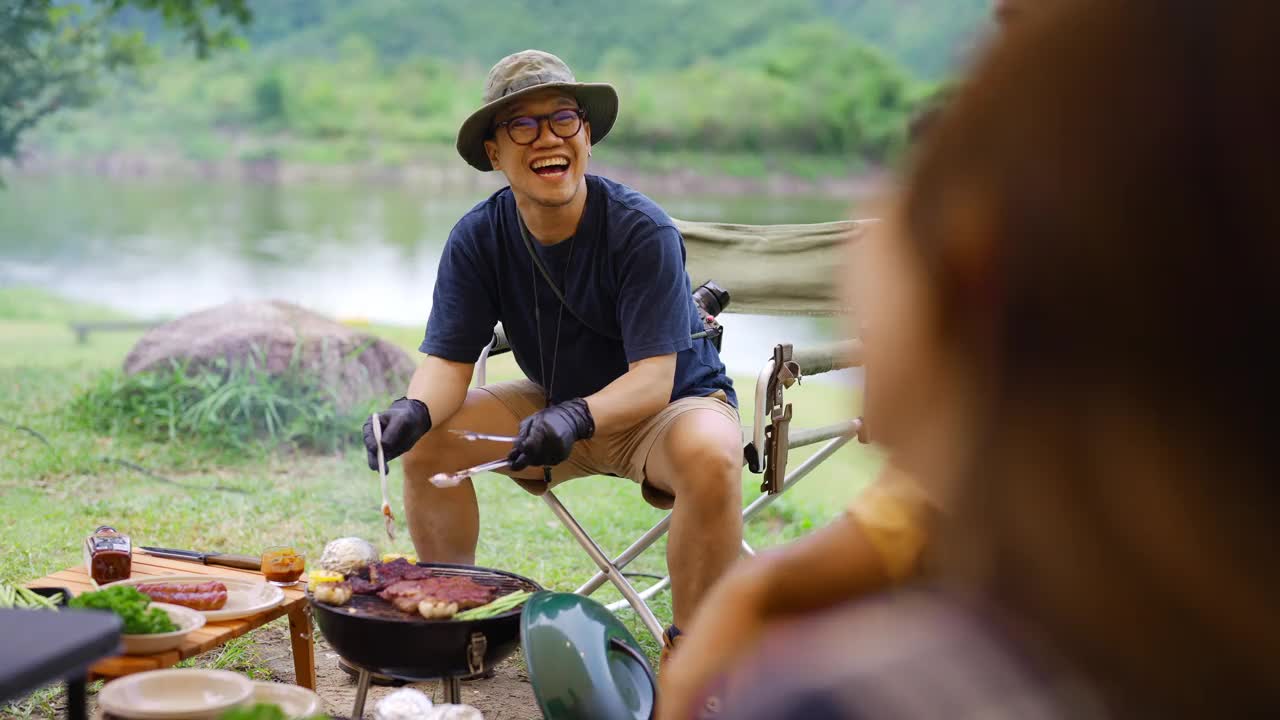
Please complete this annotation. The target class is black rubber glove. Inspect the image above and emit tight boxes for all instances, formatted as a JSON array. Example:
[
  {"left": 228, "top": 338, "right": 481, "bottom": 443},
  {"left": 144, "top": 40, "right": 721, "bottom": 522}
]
[
  {"left": 507, "top": 398, "right": 596, "bottom": 471},
  {"left": 363, "top": 397, "right": 432, "bottom": 470}
]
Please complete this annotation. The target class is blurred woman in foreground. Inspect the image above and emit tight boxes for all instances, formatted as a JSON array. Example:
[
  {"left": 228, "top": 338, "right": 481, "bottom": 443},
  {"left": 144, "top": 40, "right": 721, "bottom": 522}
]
[
  {"left": 657, "top": 0, "right": 1052, "bottom": 715},
  {"left": 670, "top": 0, "right": 1280, "bottom": 716}
]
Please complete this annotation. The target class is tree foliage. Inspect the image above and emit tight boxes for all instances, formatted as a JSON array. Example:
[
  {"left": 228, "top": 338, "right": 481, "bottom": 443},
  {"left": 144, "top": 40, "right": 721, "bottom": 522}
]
[
  {"left": 0, "top": 0, "right": 250, "bottom": 164},
  {"left": 18, "top": 0, "right": 990, "bottom": 167},
  {"left": 815, "top": 0, "right": 992, "bottom": 79},
  {"left": 108, "top": 0, "right": 989, "bottom": 79}
]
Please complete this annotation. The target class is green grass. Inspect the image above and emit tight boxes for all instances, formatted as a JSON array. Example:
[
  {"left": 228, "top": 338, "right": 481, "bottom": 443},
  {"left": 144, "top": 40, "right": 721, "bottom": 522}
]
[
  {"left": 176, "top": 633, "right": 275, "bottom": 680},
  {"left": 2, "top": 685, "right": 64, "bottom": 719},
  {"left": 0, "top": 681, "right": 106, "bottom": 719},
  {"left": 71, "top": 344, "right": 384, "bottom": 454},
  {"left": 0, "top": 286, "right": 883, "bottom": 714},
  {"left": 0, "top": 287, "right": 133, "bottom": 324}
]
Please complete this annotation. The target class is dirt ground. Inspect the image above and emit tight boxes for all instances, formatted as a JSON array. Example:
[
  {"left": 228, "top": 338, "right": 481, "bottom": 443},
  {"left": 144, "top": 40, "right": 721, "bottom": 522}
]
[{"left": 253, "top": 625, "right": 542, "bottom": 720}]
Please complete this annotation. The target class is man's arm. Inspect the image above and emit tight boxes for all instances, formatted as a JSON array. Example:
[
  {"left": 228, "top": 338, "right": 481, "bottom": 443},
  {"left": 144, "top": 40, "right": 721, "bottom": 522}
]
[
  {"left": 584, "top": 353, "right": 676, "bottom": 435},
  {"left": 603, "top": 222, "right": 692, "bottom": 433},
  {"left": 406, "top": 354, "right": 477, "bottom": 430},
  {"left": 366, "top": 215, "right": 497, "bottom": 468},
  {"left": 363, "top": 354, "right": 476, "bottom": 469},
  {"left": 504, "top": 353, "right": 676, "bottom": 471},
  {"left": 507, "top": 222, "right": 687, "bottom": 469}
]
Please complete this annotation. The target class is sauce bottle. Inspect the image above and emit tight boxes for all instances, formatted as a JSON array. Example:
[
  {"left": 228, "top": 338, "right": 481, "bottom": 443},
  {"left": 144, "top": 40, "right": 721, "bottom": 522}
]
[{"left": 84, "top": 526, "right": 132, "bottom": 584}]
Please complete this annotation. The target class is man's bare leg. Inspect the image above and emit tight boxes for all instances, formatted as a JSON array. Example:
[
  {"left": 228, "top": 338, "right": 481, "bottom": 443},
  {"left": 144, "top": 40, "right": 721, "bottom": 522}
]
[
  {"left": 399, "top": 388, "right": 528, "bottom": 565},
  {"left": 644, "top": 409, "right": 745, "bottom": 629}
]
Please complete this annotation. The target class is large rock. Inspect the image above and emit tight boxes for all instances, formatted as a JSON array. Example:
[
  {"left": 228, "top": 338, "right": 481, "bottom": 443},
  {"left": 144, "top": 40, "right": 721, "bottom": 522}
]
[{"left": 123, "top": 300, "right": 415, "bottom": 412}]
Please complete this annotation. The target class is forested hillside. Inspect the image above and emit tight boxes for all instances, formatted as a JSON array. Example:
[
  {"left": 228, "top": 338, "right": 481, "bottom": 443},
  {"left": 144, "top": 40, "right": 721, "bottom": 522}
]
[
  {"left": 120, "top": 0, "right": 991, "bottom": 77},
  {"left": 41, "top": 0, "right": 992, "bottom": 173}
]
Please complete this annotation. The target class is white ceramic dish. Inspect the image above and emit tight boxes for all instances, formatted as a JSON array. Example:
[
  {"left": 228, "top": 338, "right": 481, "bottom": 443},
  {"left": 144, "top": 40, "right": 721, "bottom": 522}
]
[
  {"left": 250, "top": 681, "right": 323, "bottom": 718},
  {"left": 103, "top": 574, "right": 285, "bottom": 622},
  {"left": 96, "top": 668, "right": 253, "bottom": 719},
  {"left": 121, "top": 602, "right": 206, "bottom": 655}
]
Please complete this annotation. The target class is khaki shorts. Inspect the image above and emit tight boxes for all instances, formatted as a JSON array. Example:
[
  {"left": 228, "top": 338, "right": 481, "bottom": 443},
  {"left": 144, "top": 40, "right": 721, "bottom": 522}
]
[{"left": 479, "top": 379, "right": 741, "bottom": 510}]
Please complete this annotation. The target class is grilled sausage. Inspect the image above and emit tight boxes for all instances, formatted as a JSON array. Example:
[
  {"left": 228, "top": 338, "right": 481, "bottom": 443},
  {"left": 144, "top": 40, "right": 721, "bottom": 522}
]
[{"left": 136, "top": 581, "right": 229, "bottom": 610}]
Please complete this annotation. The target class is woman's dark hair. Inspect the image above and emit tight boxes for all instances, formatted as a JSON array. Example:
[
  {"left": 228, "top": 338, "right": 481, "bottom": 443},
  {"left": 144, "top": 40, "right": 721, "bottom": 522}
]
[
  {"left": 902, "top": 0, "right": 1280, "bottom": 713},
  {"left": 906, "top": 88, "right": 951, "bottom": 145}
]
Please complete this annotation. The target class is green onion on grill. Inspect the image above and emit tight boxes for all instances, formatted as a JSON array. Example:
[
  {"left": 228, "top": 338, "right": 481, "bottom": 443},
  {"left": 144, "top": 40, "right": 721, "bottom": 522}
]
[{"left": 453, "top": 590, "right": 533, "bottom": 621}]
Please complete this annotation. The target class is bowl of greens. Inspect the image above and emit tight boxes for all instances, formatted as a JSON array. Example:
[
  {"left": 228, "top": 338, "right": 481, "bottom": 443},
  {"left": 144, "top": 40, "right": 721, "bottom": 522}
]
[
  {"left": 69, "top": 585, "right": 206, "bottom": 654},
  {"left": 217, "top": 698, "right": 332, "bottom": 720}
]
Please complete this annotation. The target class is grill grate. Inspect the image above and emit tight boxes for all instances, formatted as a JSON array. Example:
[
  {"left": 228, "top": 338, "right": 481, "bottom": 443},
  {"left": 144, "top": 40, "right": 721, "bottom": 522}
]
[
  {"left": 325, "top": 563, "right": 540, "bottom": 624},
  {"left": 423, "top": 564, "right": 540, "bottom": 594}
]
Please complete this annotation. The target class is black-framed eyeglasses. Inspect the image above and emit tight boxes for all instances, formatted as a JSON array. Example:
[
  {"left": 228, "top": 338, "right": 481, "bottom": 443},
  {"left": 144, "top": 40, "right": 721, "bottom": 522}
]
[{"left": 495, "top": 108, "right": 586, "bottom": 145}]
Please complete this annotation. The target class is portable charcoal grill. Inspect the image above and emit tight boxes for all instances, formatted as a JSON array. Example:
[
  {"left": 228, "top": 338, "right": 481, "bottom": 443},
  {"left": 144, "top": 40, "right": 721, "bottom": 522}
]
[{"left": 309, "top": 561, "right": 543, "bottom": 717}]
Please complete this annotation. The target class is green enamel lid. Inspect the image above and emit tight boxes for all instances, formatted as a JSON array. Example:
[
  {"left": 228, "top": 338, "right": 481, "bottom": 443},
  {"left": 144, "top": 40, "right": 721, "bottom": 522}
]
[{"left": 520, "top": 591, "right": 656, "bottom": 720}]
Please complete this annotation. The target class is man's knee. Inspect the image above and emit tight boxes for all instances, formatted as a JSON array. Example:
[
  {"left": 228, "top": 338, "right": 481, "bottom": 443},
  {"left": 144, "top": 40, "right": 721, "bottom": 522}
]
[
  {"left": 400, "top": 426, "right": 452, "bottom": 479},
  {"left": 662, "top": 418, "right": 744, "bottom": 508}
]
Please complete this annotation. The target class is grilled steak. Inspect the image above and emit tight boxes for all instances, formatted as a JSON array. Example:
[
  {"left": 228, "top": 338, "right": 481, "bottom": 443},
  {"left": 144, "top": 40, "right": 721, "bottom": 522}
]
[
  {"left": 348, "top": 576, "right": 381, "bottom": 595},
  {"left": 350, "top": 558, "right": 436, "bottom": 594},
  {"left": 377, "top": 577, "right": 497, "bottom": 614}
]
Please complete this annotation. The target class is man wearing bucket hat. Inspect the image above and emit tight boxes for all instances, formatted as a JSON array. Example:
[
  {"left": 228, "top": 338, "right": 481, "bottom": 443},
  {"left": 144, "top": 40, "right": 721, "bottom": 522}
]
[{"left": 364, "top": 50, "right": 743, "bottom": 663}]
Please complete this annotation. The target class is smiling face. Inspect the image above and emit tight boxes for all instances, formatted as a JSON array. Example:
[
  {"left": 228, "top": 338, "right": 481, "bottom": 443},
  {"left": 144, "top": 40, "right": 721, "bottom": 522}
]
[{"left": 483, "top": 89, "right": 592, "bottom": 210}]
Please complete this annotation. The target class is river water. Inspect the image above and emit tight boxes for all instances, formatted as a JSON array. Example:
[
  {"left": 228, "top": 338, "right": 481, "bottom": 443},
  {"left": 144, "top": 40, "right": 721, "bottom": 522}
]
[{"left": 0, "top": 172, "right": 861, "bottom": 377}]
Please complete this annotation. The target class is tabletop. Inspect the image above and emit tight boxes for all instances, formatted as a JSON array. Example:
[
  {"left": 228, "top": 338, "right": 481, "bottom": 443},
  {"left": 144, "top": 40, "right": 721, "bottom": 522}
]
[{"left": 27, "top": 550, "right": 316, "bottom": 689}]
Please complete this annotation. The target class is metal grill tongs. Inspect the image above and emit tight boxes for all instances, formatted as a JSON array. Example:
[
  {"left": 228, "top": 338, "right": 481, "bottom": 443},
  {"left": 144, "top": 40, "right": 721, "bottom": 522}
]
[
  {"left": 370, "top": 412, "right": 395, "bottom": 541},
  {"left": 424, "top": 427, "right": 514, "bottom": 484},
  {"left": 448, "top": 429, "right": 518, "bottom": 443},
  {"left": 429, "top": 458, "right": 511, "bottom": 488},
  {"left": 427, "top": 429, "right": 519, "bottom": 487}
]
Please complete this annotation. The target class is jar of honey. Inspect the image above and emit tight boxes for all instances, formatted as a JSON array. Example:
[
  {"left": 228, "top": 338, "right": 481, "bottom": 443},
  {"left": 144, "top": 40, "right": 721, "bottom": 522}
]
[
  {"left": 84, "top": 526, "right": 132, "bottom": 584},
  {"left": 261, "top": 546, "right": 306, "bottom": 586}
]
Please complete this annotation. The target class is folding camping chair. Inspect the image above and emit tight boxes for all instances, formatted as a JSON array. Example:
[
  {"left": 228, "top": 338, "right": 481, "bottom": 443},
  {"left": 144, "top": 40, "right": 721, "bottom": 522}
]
[{"left": 473, "top": 217, "right": 874, "bottom": 646}]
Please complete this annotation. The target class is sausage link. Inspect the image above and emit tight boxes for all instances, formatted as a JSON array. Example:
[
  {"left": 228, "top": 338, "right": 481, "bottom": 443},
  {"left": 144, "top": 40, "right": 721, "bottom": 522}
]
[{"left": 136, "top": 581, "right": 229, "bottom": 610}]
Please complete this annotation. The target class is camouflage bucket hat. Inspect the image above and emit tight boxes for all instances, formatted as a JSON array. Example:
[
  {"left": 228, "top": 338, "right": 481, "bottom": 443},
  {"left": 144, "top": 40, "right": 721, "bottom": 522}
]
[{"left": 456, "top": 49, "right": 619, "bottom": 172}]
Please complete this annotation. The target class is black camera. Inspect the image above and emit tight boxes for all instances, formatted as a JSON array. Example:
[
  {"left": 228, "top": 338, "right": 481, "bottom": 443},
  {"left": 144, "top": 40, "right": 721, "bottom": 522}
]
[
  {"left": 693, "top": 280, "right": 730, "bottom": 318},
  {"left": 692, "top": 280, "right": 730, "bottom": 352}
]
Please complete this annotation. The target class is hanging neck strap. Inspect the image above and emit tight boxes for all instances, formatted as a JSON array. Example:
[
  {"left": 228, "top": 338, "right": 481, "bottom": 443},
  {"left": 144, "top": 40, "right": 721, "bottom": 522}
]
[
  {"left": 516, "top": 210, "right": 623, "bottom": 341},
  {"left": 514, "top": 206, "right": 718, "bottom": 344}
]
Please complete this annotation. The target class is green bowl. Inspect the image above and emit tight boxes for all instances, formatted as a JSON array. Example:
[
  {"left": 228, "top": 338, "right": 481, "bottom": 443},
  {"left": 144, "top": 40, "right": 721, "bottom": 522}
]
[{"left": 520, "top": 591, "right": 656, "bottom": 720}]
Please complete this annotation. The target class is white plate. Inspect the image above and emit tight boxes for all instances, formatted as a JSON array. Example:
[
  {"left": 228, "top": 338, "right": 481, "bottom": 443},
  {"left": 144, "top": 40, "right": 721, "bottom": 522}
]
[
  {"left": 121, "top": 602, "right": 207, "bottom": 655},
  {"left": 97, "top": 668, "right": 253, "bottom": 719},
  {"left": 103, "top": 574, "right": 285, "bottom": 622},
  {"left": 250, "top": 682, "right": 323, "bottom": 718}
]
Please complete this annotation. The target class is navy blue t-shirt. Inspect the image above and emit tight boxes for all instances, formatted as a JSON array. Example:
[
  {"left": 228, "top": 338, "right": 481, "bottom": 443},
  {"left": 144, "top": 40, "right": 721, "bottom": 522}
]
[{"left": 420, "top": 174, "right": 736, "bottom": 408}]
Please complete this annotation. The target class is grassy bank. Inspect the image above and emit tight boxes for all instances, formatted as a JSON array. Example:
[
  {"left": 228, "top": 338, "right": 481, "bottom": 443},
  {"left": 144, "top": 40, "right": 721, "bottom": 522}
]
[
  {"left": 29, "top": 122, "right": 872, "bottom": 188},
  {"left": 0, "top": 286, "right": 883, "bottom": 715}
]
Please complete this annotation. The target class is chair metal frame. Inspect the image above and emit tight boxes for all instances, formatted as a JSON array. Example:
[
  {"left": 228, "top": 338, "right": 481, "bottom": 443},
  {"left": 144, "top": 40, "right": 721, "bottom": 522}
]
[{"left": 476, "top": 326, "right": 867, "bottom": 645}]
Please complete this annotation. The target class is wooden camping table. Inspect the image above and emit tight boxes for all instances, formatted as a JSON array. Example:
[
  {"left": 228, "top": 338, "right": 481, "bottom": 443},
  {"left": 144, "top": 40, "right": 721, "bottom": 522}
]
[{"left": 26, "top": 550, "right": 316, "bottom": 690}]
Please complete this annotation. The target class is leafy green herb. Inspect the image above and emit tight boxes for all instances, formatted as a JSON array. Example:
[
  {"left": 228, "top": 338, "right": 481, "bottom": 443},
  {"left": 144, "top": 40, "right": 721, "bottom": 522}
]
[
  {"left": 68, "top": 585, "right": 178, "bottom": 634},
  {"left": 218, "top": 704, "right": 287, "bottom": 720},
  {"left": 218, "top": 703, "right": 331, "bottom": 720}
]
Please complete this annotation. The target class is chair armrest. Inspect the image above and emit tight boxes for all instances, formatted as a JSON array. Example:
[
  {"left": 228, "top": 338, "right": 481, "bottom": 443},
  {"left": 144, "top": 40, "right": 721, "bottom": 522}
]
[{"left": 792, "top": 339, "right": 863, "bottom": 376}]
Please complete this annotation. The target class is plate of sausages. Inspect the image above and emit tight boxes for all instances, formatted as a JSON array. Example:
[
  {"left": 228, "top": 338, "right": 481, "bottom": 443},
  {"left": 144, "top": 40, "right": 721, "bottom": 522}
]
[{"left": 102, "top": 574, "right": 285, "bottom": 622}]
